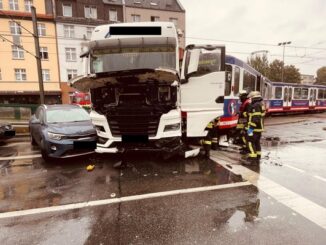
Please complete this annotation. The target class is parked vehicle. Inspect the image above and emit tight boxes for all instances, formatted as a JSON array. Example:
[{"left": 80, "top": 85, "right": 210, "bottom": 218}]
[
  {"left": 0, "top": 122, "right": 15, "bottom": 141},
  {"left": 29, "top": 104, "right": 97, "bottom": 159}
]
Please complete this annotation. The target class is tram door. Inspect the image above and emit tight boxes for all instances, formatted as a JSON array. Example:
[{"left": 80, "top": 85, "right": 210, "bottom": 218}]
[
  {"left": 283, "top": 86, "right": 292, "bottom": 108},
  {"left": 309, "top": 88, "right": 317, "bottom": 107}
]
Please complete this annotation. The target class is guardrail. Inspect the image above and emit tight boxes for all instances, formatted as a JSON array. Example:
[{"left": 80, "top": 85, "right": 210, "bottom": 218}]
[{"left": 0, "top": 104, "right": 38, "bottom": 120}]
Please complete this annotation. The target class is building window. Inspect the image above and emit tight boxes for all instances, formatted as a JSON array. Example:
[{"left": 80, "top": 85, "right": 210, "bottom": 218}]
[
  {"left": 9, "top": 21, "right": 21, "bottom": 35},
  {"left": 169, "top": 18, "right": 178, "bottom": 26},
  {"left": 84, "top": 6, "right": 97, "bottom": 19},
  {"left": 0, "top": 0, "right": 3, "bottom": 9},
  {"left": 65, "top": 48, "right": 77, "bottom": 62},
  {"left": 86, "top": 27, "right": 94, "bottom": 39},
  {"left": 109, "top": 9, "right": 117, "bottom": 22},
  {"left": 42, "top": 69, "right": 50, "bottom": 81},
  {"left": 151, "top": 16, "right": 160, "bottom": 22},
  {"left": 40, "top": 47, "right": 48, "bottom": 60},
  {"left": 64, "top": 25, "right": 75, "bottom": 38},
  {"left": 15, "top": 69, "right": 27, "bottom": 81},
  {"left": 131, "top": 14, "right": 140, "bottom": 22},
  {"left": 37, "top": 23, "right": 46, "bottom": 36},
  {"left": 67, "top": 69, "right": 77, "bottom": 80},
  {"left": 24, "top": 0, "right": 32, "bottom": 12},
  {"left": 9, "top": 0, "right": 19, "bottom": 11},
  {"left": 12, "top": 45, "right": 24, "bottom": 59},
  {"left": 62, "top": 3, "right": 72, "bottom": 17}
]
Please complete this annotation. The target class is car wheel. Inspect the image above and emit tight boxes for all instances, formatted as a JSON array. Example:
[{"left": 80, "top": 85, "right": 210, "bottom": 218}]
[{"left": 40, "top": 139, "right": 50, "bottom": 161}]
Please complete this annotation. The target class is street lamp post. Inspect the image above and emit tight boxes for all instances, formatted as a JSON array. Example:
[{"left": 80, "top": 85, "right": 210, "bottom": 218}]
[{"left": 278, "top": 41, "right": 291, "bottom": 82}]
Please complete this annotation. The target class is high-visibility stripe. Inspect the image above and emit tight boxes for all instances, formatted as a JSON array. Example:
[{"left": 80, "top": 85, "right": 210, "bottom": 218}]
[
  {"left": 212, "top": 138, "right": 218, "bottom": 143},
  {"left": 249, "top": 112, "right": 263, "bottom": 116},
  {"left": 257, "top": 151, "right": 261, "bottom": 155},
  {"left": 248, "top": 142, "right": 256, "bottom": 157},
  {"left": 248, "top": 122, "right": 257, "bottom": 127},
  {"left": 253, "top": 129, "right": 263, "bottom": 132},
  {"left": 242, "top": 136, "right": 247, "bottom": 144},
  {"left": 203, "top": 141, "right": 212, "bottom": 145},
  {"left": 236, "top": 124, "right": 244, "bottom": 129}
]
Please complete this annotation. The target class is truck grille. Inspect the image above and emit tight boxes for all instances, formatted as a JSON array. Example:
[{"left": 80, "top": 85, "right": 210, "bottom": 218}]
[{"left": 107, "top": 113, "right": 161, "bottom": 137}]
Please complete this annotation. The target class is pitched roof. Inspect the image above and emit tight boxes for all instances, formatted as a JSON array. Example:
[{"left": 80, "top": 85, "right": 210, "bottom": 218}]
[{"left": 125, "top": 0, "right": 185, "bottom": 12}]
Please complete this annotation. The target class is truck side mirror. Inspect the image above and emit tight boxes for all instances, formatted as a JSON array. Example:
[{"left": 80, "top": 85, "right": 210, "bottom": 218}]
[{"left": 215, "top": 96, "right": 224, "bottom": 103}]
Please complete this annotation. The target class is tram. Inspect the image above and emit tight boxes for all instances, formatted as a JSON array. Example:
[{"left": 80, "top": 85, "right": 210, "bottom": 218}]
[{"left": 224, "top": 55, "right": 326, "bottom": 116}]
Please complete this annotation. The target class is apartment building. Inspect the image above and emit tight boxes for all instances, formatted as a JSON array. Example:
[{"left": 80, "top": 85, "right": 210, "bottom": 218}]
[
  {"left": 54, "top": 0, "right": 123, "bottom": 103},
  {"left": 125, "top": 0, "right": 185, "bottom": 48},
  {"left": 0, "top": 0, "right": 61, "bottom": 104}
]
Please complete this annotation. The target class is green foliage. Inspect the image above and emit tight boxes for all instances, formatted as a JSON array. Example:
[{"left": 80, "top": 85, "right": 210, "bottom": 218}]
[
  {"left": 247, "top": 54, "right": 269, "bottom": 76},
  {"left": 316, "top": 66, "right": 326, "bottom": 84},
  {"left": 247, "top": 57, "right": 301, "bottom": 83}
]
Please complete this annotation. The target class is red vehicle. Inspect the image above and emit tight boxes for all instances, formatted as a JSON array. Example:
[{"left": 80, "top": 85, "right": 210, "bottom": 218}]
[{"left": 71, "top": 91, "right": 91, "bottom": 107}]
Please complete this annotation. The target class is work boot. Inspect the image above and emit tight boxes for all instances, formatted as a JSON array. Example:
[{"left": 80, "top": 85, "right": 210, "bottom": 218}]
[{"left": 239, "top": 148, "right": 249, "bottom": 155}]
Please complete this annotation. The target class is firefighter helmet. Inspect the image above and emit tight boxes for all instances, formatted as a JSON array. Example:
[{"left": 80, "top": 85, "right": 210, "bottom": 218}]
[{"left": 248, "top": 91, "right": 262, "bottom": 99}]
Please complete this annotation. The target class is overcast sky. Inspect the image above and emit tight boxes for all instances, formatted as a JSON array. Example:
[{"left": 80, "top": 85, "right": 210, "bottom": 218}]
[{"left": 178, "top": 0, "right": 326, "bottom": 76}]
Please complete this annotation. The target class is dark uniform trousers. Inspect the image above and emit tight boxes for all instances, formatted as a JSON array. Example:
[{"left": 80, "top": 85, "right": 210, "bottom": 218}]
[{"left": 246, "top": 101, "right": 264, "bottom": 160}]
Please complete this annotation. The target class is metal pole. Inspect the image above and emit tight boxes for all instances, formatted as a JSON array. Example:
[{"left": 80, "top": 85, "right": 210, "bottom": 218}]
[
  {"left": 282, "top": 45, "right": 285, "bottom": 83},
  {"left": 31, "top": 6, "right": 45, "bottom": 104}
]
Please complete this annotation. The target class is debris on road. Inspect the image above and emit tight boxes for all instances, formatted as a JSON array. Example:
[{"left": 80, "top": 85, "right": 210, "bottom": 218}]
[{"left": 86, "top": 165, "right": 95, "bottom": 171}]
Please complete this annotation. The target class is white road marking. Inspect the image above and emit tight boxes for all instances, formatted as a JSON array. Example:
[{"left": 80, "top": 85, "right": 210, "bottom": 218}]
[
  {"left": 0, "top": 154, "right": 41, "bottom": 161},
  {"left": 283, "top": 164, "right": 305, "bottom": 173},
  {"left": 211, "top": 155, "right": 326, "bottom": 230},
  {"left": 314, "top": 175, "right": 326, "bottom": 183},
  {"left": 0, "top": 181, "right": 251, "bottom": 219}
]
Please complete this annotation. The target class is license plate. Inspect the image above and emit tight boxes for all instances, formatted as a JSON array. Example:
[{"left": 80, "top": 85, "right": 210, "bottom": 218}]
[
  {"left": 4, "top": 131, "right": 15, "bottom": 137},
  {"left": 74, "top": 141, "right": 96, "bottom": 150}
]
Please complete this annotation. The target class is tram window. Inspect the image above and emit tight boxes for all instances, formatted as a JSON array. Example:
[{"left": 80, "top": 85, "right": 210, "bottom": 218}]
[
  {"left": 294, "top": 88, "right": 301, "bottom": 99},
  {"left": 243, "top": 71, "right": 256, "bottom": 92},
  {"left": 225, "top": 65, "right": 232, "bottom": 96},
  {"left": 301, "top": 88, "right": 308, "bottom": 99},
  {"left": 234, "top": 67, "right": 240, "bottom": 95},
  {"left": 318, "top": 89, "right": 325, "bottom": 99},
  {"left": 275, "top": 87, "right": 283, "bottom": 99}
]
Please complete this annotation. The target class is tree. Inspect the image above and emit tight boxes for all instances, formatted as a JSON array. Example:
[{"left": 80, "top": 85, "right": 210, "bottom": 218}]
[
  {"left": 316, "top": 66, "right": 326, "bottom": 84},
  {"left": 283, "top": 64, "right": 301, "bottom": 83},
  {"left": 267, "top": 59, "right": 301, "bottom": 83},
  {"left": 247, "top": 54, "right": 269, "bottom": 76}
]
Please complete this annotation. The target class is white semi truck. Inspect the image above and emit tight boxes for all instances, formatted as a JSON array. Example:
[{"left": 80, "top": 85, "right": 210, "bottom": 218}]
[{"left": 72, "top": 22, "right": 226, "bottom": 157}]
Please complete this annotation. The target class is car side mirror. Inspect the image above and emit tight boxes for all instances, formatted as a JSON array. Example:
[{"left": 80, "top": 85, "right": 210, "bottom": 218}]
[
  {"left": 215, "top": 96, "right": 224, "bottom": 103},
  {"left": 31, "top": 118, "right": 41, "bottom": 124}
]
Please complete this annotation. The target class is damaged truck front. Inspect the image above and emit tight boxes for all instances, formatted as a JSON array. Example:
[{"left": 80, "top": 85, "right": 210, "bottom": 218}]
[{"left": 72, "top": 23, "right": 184, "bottom": 155}]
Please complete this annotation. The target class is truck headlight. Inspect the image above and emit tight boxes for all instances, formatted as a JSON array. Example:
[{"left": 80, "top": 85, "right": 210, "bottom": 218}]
[
  {"left": 164, "top": 123, "right": 180, "bottom": 132},
  {"left": 48, "top": 132, "right": 64, "bottom": 140}
]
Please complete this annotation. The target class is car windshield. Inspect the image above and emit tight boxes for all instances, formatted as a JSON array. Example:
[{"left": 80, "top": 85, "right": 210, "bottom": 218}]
[
  {"left": 91, "top": 46, "right": 176, "bottom": 73},
  {"left": 46, "top": 108, "right": 90, "bottom": 123}
]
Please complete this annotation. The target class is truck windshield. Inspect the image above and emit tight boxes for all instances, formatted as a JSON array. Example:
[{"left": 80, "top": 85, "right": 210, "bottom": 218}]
[{"left": 91, "top": 46, "right": 176, "bottom": 73}]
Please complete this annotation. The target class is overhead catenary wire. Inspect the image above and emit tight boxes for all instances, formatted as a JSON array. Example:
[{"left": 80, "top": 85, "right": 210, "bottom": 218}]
[
  {"left": 0, "top": 33, "right": 36, "bottom": 58},
  {"left": 186, "top": 36, "right": 326, "bottom": 51}
]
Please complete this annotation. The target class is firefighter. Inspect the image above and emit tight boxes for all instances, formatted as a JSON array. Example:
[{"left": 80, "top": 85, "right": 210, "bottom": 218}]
[
  {"left": 243, "top": 91, "right": 265, "bottom": 165},
  {"left": 236, "top": 90, "right": 250, "bottom": 154},
  {"left": 202, "top": 121, "right": 214, "bottom": 157}
]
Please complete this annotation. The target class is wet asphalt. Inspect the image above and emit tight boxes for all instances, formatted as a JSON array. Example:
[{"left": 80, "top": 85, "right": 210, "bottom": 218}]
[{"left": 0, "top": 113, "right": 326, "bottom": 244}]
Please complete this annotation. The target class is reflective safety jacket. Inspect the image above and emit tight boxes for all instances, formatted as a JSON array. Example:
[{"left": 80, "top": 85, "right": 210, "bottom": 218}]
[
  {"left": 237, "top": 99, "right": 250, "bottom": 129},
  {"left": 246, "top": 100, "right": 265, "bottom": 132}
]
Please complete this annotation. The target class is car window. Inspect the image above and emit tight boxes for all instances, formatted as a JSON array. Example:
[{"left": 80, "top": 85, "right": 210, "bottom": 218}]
[{"left": 46, "top": 108, "right": 90, "bottom": 123}]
